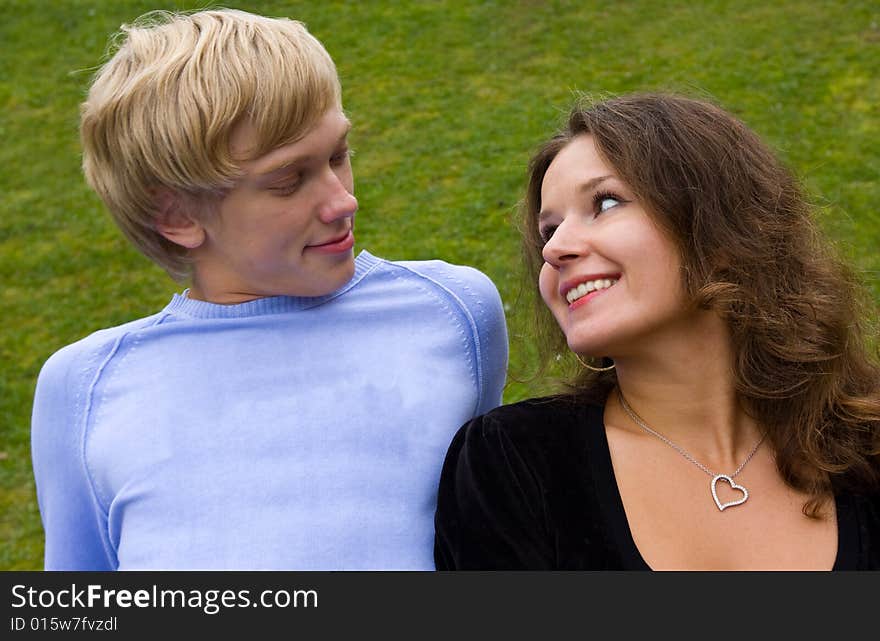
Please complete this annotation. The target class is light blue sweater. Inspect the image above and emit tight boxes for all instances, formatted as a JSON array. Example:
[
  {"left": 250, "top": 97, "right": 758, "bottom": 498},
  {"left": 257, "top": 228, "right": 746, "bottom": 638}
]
[{"left": 31, "top": 251, "right": 508, "bottom": 569}]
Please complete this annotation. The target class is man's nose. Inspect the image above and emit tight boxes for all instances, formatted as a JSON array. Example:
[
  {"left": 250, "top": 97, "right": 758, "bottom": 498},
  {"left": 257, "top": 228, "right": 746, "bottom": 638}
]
[{"left": 318, "top": 171, "right": 358, "bottom": 223}]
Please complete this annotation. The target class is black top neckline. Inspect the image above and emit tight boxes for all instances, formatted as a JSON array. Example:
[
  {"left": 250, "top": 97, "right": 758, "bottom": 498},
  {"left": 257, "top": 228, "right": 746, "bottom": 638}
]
[{"left": 583, "top": 403, "right": 860, "bottom": 571}]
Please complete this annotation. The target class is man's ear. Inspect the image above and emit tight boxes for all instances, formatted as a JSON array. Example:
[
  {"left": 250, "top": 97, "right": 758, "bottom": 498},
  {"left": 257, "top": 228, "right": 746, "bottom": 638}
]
[{"left": 152, "top": 189, "right": 207, "bottom": 250}]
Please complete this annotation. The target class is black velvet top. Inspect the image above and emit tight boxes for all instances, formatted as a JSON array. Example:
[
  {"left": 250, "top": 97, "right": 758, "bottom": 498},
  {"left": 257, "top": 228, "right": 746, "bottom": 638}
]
[{"left": 434, "top": 396, "right": 880, "bottom": 570}]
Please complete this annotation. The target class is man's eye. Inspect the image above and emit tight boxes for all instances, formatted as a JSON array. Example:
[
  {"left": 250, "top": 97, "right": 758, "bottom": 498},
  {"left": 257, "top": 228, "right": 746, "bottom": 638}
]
[
  {"left": 330, "top": 148, "right": 352, "bottom": 165},
  {"left": 271, "top": 180, "right": 300, "bottom": 196}
]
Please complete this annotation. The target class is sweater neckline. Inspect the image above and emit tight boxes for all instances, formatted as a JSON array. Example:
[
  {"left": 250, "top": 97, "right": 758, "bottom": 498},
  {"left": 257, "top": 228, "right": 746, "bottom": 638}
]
[{"left": 163, "top": 250, "right": 381, "bottom": 319}]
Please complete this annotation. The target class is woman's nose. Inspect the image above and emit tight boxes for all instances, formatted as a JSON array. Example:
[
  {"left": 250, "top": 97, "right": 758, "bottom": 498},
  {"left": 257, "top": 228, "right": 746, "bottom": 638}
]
[{"left": 541, "top": 217, "right": 586, "bottom": 268}]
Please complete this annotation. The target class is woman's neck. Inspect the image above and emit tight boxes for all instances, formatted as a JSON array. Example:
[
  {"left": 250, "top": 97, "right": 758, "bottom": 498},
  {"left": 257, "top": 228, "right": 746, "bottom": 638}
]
[{"left": 607, "top": 310, "right": 763, "bottom": 470}]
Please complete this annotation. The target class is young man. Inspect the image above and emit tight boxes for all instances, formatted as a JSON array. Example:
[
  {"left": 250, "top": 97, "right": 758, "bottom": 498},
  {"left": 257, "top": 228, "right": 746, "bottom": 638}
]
[{"left": 31, "top": 9, "right": 507, "bottom": 570}]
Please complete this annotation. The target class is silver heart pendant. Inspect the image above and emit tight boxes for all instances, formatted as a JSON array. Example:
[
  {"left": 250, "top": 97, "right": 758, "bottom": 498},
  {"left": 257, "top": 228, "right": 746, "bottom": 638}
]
[{"left": 711, "top": 474, "right": 749, "bottom": 511}]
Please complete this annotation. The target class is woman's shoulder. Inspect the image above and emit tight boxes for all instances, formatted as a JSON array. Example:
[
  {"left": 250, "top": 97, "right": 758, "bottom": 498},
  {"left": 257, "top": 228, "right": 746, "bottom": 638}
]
[
  {"left": 480, "top": 394, "right": 598, "bottom": 425},
  {"left": 457, "top": 394, "right": 603, "bottom": 454}
]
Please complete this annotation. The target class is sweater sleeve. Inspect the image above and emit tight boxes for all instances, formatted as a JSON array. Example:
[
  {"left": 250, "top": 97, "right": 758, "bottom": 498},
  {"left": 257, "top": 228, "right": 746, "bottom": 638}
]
[
  {"left": 434, "top": 411, "right": 554, "bottom": 570},
  {"left": 31, "top": 340, "right": 116, "bottom": 570},
  {"left": 395, "top": 259, "right": 509, "bottom": 416},
  {"left": 462, "top": 268, "right": 508, "bottom": 417}
]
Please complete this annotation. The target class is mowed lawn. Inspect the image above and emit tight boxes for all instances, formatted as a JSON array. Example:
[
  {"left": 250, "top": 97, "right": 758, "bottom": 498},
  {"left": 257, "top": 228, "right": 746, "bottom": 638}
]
[{"left": 1, "top": 0, "right": 877, "bottom": 569}]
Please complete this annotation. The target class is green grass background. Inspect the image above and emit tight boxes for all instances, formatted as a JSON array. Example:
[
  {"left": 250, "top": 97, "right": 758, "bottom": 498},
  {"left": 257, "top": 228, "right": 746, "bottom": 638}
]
[{"left": 1, "top": 0, "right": 877, "bottom": 569}]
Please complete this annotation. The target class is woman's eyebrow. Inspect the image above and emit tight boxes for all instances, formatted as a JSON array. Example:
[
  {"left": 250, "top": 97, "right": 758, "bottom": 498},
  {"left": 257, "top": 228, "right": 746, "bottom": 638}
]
[{"left": 538, "top": 174, "right": 613, "bottom": 222}]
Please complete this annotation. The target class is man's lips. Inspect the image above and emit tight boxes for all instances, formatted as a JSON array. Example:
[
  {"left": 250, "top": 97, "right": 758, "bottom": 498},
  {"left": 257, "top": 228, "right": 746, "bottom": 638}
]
[{"left": 307, "top": 229, "right": 355, "bottom": 253}]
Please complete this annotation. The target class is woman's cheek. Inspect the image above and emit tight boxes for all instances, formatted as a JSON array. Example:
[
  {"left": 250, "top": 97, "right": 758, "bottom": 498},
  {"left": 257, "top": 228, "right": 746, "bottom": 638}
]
[{"left": 538, "top": 263, "right": 557, "bottom": 308}]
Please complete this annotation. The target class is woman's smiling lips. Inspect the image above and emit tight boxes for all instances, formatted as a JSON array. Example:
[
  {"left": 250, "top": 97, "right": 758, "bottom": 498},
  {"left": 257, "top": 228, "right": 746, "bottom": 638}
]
[
  {"left": 306, "top": 229, "right": 355, "bottom": 254},
  {"left": 559, "top": 273, "right": 620, "bottom": 310}
]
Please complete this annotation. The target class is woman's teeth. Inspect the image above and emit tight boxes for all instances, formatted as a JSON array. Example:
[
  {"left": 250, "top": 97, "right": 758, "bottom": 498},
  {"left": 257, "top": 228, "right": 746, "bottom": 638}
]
[{"left": 566, "top": 278, "right": 618, "bottom": 304}]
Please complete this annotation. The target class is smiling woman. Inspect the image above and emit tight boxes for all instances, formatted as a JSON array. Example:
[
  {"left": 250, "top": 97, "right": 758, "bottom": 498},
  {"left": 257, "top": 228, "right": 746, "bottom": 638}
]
[
  {"left": 434, "top": 93, "right": 880, "bottom": 571},
  {"left": 537, "top": 135, "right": 688, "bottom": 363}
]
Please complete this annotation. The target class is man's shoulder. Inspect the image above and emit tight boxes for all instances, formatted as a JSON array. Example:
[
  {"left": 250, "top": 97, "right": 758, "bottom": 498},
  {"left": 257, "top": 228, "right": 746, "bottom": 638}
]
[
  {"left": 388, "top": 256, "right": 491, "bottom": 282},
  {"left": 368, "top": 253, "right": 503, "bottom": 309},
  {"left": 38, "top": 313, "right": 166, "bottom": 383}
]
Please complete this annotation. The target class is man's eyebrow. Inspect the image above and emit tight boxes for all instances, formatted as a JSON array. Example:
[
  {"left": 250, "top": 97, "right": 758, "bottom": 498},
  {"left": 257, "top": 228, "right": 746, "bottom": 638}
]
[
  {"left": 256, "top": 122, "right": 353, "bottom": 179},
  {"left": 538, "top": 175, "right": 613, "bottom": 222}
]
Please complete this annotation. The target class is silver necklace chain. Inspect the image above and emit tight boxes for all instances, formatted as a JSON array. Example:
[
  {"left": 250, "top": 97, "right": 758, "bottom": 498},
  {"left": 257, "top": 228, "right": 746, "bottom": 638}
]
[
  {"left": 617, "top": 389, "right": 765, "bottom": 478},
  {"left": 617, "top": 389, "right": 766, "bottom": 512}
]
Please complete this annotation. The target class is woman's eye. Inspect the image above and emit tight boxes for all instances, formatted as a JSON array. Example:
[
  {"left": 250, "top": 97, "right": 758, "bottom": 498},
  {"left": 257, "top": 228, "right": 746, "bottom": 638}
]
[
  {"left": 539, "top": 225, "right": 557, "bottom": 244},
  {"left": 597, "top": 195, "right": 621, "bottom": 213}
]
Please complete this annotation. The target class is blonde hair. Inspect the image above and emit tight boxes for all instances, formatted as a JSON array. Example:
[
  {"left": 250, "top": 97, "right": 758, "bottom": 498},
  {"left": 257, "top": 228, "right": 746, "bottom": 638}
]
[{"left": 80, "top": 9, "right": 342, "bottom": 280}]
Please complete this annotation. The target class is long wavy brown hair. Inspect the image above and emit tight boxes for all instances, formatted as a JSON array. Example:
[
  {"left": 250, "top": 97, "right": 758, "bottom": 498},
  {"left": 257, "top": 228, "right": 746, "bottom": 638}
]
[{"left": 520, "top": 93, "right": 880, "bottom": 516}]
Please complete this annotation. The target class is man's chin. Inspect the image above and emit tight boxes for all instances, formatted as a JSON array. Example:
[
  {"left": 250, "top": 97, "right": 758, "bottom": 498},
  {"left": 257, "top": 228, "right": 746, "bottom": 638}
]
[{"left": 295, "top": 258, "right": 356, "bottom": 297}]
